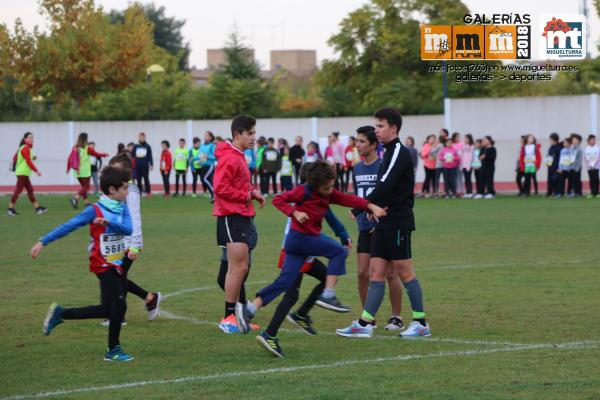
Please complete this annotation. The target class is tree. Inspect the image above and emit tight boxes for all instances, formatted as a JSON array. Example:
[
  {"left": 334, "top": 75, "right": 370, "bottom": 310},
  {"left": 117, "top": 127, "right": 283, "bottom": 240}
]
[
  {"left": 109, "top": 2, "right": 191, "bottom": 71},
  {"left": 1, "top": 0, "right": 156, "bottom": 104}
]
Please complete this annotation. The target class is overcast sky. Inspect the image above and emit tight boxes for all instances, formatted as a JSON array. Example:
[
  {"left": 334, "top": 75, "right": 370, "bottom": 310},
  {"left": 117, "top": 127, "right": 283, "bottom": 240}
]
[{"left": 1, "top": 0, "right": 599, "bottom": 68}]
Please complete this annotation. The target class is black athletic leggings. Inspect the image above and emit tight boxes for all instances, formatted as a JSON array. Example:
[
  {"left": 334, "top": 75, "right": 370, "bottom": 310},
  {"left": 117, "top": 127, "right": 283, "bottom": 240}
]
[
  {"left": 422, "top": 167, "right": 435, "bottom": 193},
  {"left": 122, "top": 257, "right": 149, "bottom": 301},
  {"left": 175, "top": 170, "right": 187, "bottom": 195},
  {"left": 266, "top": 258, "right": 327, "bottom": 337},
  {"left": 161, "top": 171, "right": 170, "bottom": 194},
  {"left": 61, "top": 269, "right": 127, "bottom": 349},
  {"left": 463, "top": 168, "right": 473, "bottom": 194}
]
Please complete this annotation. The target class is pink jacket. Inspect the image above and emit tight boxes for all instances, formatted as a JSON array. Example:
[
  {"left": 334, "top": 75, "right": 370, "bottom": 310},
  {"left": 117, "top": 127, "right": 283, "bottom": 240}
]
[
  {"left": 460, "top": 144, "right": 474, "bottom": 170},
  {"left": 420, "top": 143, "right": 436, "bottom": 169},
  {"left": 439, "top": 146, "right": 459, "bottom": 169}
]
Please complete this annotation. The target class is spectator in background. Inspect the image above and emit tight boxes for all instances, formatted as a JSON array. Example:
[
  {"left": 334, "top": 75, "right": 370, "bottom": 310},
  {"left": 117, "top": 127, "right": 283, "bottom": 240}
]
[
  {"left": 277, "top": 138, "right": 287, "bottom": 152},
  {"left": 244, "top": 142, "right": 257, "bottom": 188},
  {"left": 199, "top": 131, "right": 216, "bottom": 201},
  {"left": 475, "top": 136, "right": 496, "bottom": 199},
  {"left": 160, "top": 140, "right": 172, "bottom": 198},
  {"left": 472, "top": 139, "right": 483, "bottom": 196},
  {"left": 133, "top": 132, "right": 153, "bottom": 197},
  {"left": 173, "top": 138, "right": 188, "bottom": 197},
  {"left": 289, "top": 135, "right": 305, "bottom": 186},
  {"left": 438, "top": 137, "right": 459, "bottom": 198},
  {"left": 88, "top": 141, "right": 103, "bottom": 197},
  {"left": 557, "top": 137, "right": 574, "bottom": 197},
  {"left": 440, "top": 128, "right": 449, "bottom": 140},
  {"left": 189, "top": 137, "right": 203, "bottom": 198},
  {"left": 117, "top": 143, "right": 125, "bottom": 155},
  {"left": 343, "top": 136, "right": 359, "bottom": 192},
  {"left": 263, "top": 137, "right": 282, "bottom": 195},
  {"left": 585, "top": 134, "right": 599, "bottom": 198},
  {"left": 306, "top": 141, "right": 322, "bottom": 163},
  {"left": 7, "top": 132, "right": 47, "bottom": 216},
  {"left": 325, "top": 132, "right": 345, "bottom": 191},
  {"left": 431, "top": 135, "right": 444, "bottom": 198},
  {"left": 519, "top": 134, "right": 542, "bottom": 197},
  {"left": 256, "top": 136, "right": 268, "bottom": 196},
  {"left": 451, "top": 132, "right": 464, "bottom": 195},
  {"left": 570, "top": 133, "right": 583, "bottom": 197},
  {"left": 461, "top": 134, "right": 475, "bottom": 198},
  {"left": 280, "top": 144, "right": 294, "bottom": 191},
  {"left": 420, "top": 135, "right": 436, "bottom": 197},
  {"left": 515, "top": 135, "right": 526, "bottom": 196},
  {"left": 405, "top": 136, "right": 418, "bottom": 173},
  {"left": 545, "top": 133, "right": 562, "bottom": 197},
  {"left": 68, "top": 132, "right": 109, "bottom": 208},
  {"left": 127, "top": 142, "right": 137, "bottom": 183}
]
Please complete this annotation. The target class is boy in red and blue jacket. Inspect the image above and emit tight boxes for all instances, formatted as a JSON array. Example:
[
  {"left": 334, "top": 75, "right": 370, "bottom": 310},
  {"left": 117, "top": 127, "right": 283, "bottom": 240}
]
[{"left": 30, "top": 166, "right": 134, "bottom": 362}]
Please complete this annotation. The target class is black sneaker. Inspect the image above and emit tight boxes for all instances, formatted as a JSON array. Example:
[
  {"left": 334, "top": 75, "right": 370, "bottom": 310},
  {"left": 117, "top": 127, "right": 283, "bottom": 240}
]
[
  {"left": 384, "top": 316, "right": 404, "bottom": 331},
  {"left": 145, "top": 292, "right": 162, "bottom": 321},
  {"left": 315, "top": 295, "right": 351, "bottom": 313},
  {"left": 7, "top": 208, "right": 18, "bottom": 216},
  {"left": 35, "top": 206, "right": 48, "bottom": 215},
  {"left": 70, "top": 197, "right": 78, "bottom": 209},
  {"left": 286, "top": 312, "right": 317, "bottom": 335},
  {"left": 256, "top": 331, "right": 283, "bottom": 357}
]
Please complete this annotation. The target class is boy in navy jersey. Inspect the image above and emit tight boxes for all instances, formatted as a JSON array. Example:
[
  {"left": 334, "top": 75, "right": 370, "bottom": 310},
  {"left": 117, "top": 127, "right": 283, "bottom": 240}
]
[{"left": 353, "top": 126, "right": 404, "bottom": 331}]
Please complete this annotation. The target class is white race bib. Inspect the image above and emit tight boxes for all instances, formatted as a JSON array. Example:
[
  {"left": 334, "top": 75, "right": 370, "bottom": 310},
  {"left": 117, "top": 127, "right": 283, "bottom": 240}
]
[
  {"left": 544, "top": 155, "right": 554, "bottom": 166},
  {"left": 444, "top": 152, "right": 454, "bottom": 162},
  {"left": 345, "top": 151, "right": 354, "bottom": 162},
  {"left": 266, "top": 151, "right": 277, "bottom": 162},
  {"left": 282, "top": 161, "right": 292, "bottom": 175},
  {"left": 176, "top": 152, "right": 186, "bottom": 160},
  {"left": 100, "top": 233, "right": 126, "bottom": 263},
  {"left": 135, "top": 148, "right": 147, "bottom": 158},
  {"left": 245, "top": 154, "right": 252, "bottom": 165}
]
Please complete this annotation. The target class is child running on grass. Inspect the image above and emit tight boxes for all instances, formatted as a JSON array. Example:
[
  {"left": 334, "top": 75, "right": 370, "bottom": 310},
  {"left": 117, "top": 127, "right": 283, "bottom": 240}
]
[
  {"left": 31, "top": 166, "right": 135, "bottom": 361},
  {"left": 236, "top": 160, "right": 386, "bottom": 335},
  {"left": 256, "top": 163, "right": 353, "bottom": 357},
  {"left": 101, "top": 153, "right": 161, "bottom": 326}
]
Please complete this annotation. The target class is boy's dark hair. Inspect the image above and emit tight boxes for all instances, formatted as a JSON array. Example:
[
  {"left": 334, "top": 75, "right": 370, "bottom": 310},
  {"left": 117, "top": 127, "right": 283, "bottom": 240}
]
[
  {"left": 571, "top": 133, "right": 582, "bottom": 142},
  {"left": 550, "top": 132, "right": 559, "bottom": 142},
  {"left": 179, "top": 138, "right": 186, "bottom": 143},
  {"left": 109, "top": 153, "right": 133, "bottom": 173},
  {"left": 161, "top": 140, "right": 170, "bottom": 148},
  {"left": 564, "top": 138, "right": 572, "bottom": 145},
  {"left": 100, "top": 166, "right": 130, "bottom": 195},
  {"left": 299, "top": 162, "right": 312, "bottom": 184},
  {"left": 357, "top": 126, "right": 378, "bottom": 144},
  {"left": 588, "top": 134, "right": 596, "bottom": 141},
  {"left": 374, "top": 107, "right": 402, "bottom": 133},
  {"left": 127, "top": 142, "right": 135, "bottom": 147},
  {"left": 231, "top": 115, "right": 256, "bottom": 138},
  {"left": 305, "top": 160, "right": 336, "bottom": 190},
  {"left": 117, "top": 143, "right": 125, "bottom": 153},
  {"left": 193, "top": 136, "right": 200, "bottom": 144},
  {"left": 268, "top": 137, "right": 275, "bottom": 143}
]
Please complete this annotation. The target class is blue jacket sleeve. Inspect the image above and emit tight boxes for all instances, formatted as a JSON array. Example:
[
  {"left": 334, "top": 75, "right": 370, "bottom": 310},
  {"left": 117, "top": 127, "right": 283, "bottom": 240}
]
[
  {"left": 208, "top": 144, "right": 216, "bottom": 164},
  {"left": 324, "top": 208, "right": 349, "bottom": 242},
  {"left": 108, "top": 205, "right": 133, "bottom": 236},
  {"left": 40, "top": 207, "right": 96, "bottom": 246}
]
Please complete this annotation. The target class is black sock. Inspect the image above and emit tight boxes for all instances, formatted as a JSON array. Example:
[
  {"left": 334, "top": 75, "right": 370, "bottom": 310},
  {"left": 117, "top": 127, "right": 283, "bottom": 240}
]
[
  {"left": 357, "top": 318, "right": 368, "bottom": 327},
  {"left": 225, "top": 302, "right": 236, "bottom": 318},
  {"left": 414, "top": 318, "right": 427, "bottom": 327}
]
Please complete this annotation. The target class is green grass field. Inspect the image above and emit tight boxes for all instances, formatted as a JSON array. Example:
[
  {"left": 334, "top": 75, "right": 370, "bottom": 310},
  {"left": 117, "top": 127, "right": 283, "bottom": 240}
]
[{"left": 1, "top": 194, "right": 600, "bottom": 399}]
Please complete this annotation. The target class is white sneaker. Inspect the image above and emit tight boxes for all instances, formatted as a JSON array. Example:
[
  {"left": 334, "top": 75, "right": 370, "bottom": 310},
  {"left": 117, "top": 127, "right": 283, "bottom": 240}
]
[
  {"left": 399, "top": 321, "right": 430, "bottom": 338},
  {"left": 473, "top": 194, "right": 483, "bottom": 199},
  {"left": 484, "top": 194, "right": 495, "bottom": 199},
  {"left": 463, "top": 193, "right": 472, "bottom": 199},
  {"left": 336, "top": 320, "right": 373, "bottom": 338}
]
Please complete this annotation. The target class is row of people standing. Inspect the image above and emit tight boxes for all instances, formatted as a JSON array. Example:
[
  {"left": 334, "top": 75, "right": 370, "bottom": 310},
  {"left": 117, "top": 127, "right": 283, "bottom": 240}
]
[{"left": 419, "top": 130, "right": 497, "bottom": 199}]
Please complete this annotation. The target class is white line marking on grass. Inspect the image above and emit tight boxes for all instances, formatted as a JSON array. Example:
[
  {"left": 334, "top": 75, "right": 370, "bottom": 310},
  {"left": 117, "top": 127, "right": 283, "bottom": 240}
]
[
  {"left": 162, "top": 281, "right": 268, "bottom": 300},
  {"left": 4, "top": 342, "right": 599, "bottom": 400},
  {"left": 159, "top": 309, "right": 600, "bottom": 349},
  {"left": 422, "top": 258, "right": 593, "bottom": 271}
]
